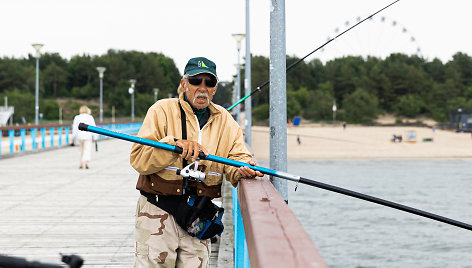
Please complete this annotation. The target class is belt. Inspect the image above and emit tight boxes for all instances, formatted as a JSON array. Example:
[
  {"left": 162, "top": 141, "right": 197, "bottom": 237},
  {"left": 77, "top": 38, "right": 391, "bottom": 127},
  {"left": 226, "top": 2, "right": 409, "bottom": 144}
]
[{"left": 140, "top": 190, "right": 193, "bottom": 214}]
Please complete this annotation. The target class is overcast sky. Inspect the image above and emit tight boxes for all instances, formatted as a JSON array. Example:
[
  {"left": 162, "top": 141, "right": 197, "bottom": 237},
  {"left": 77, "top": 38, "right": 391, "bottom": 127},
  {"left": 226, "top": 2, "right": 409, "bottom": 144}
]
[{"left": 1, "top": 0, "right": 471, "bottom": 82}]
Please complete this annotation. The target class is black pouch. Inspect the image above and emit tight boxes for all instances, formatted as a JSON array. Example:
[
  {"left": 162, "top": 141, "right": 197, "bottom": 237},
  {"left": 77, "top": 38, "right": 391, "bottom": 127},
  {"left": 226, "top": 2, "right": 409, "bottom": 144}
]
[
  {"left": 176, "top": 196, "right": 224, "bottom": 240},
  {"left": 195, "top": 207, "right": 224, "bottom": 240}
]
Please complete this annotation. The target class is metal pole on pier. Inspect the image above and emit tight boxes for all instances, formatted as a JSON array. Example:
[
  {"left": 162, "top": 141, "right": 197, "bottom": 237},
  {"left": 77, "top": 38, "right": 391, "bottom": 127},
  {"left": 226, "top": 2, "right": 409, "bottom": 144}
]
[
  {"left": 244, "top": 0, "right": 252, "bottom": 146},
  {"left": 269, "top": 0, "right": 288, "bottom": 201}
]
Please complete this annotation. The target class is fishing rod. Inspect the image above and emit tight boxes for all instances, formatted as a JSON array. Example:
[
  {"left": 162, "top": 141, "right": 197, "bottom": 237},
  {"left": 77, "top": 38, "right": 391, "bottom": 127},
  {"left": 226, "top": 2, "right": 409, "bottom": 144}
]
[
  {"left": 227, "top": 0, "right": 400, "bottom": 111},
  {"left": 79, "top": 123, "right": 472, "bottom": 232}
]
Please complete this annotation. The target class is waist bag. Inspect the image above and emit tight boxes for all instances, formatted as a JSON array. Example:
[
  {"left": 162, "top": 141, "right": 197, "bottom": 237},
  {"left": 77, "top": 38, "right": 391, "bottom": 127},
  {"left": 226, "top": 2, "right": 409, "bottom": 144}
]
[{"left": 141, "top": 191, "right": 224, "bottom": 240}]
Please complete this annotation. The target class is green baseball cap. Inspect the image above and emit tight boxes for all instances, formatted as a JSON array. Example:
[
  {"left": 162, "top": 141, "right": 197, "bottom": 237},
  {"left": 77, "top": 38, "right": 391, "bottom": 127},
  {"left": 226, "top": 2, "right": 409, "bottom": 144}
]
[{"left": 184, "top": 57, "right": 218, "bottom": 79}]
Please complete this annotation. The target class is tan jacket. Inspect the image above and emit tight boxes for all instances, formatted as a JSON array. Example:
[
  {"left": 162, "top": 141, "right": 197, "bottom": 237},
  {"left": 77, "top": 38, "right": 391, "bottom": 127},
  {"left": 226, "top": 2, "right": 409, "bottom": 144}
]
[{"left": 130, "top": 93, "right": 252, "bottom": 198}]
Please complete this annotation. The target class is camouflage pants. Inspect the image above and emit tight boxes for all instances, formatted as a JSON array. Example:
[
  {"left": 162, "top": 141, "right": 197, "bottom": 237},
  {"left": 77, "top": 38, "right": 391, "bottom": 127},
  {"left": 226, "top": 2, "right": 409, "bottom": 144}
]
[{"left": 134, "top": 195, "right": 211, "bottom": 268}]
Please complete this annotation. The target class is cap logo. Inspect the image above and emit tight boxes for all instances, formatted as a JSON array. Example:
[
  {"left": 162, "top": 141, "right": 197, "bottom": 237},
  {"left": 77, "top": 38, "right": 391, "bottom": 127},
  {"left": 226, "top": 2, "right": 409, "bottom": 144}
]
[{"left": 198, "top": 61, "right": 208, "bottom": 68}]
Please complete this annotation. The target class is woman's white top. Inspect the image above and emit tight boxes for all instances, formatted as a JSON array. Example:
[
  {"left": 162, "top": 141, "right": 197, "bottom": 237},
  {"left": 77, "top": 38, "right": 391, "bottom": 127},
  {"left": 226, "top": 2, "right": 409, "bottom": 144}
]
[{"left": 72, "top": 113, "right": 98, "bottom": 141}]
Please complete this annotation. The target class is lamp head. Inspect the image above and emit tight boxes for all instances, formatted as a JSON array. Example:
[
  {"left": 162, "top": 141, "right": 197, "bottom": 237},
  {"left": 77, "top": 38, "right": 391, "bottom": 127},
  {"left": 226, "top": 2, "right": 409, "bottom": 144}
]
[
  {"left": 232, "top": 33, "right": 245, "bottom": 42},
  {"left": 96, "top": 67, "right": 106, "bottom": 78},
  {"left": 232, "top": 34, "right": 245, "bottom": 50},
  {"left": 32, "top": 43, "right": 44, "bottom": 58}
]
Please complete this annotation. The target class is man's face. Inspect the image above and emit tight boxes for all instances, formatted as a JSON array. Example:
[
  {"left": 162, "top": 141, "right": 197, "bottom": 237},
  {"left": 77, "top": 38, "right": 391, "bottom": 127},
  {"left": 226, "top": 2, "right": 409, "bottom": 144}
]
[{"left": 181, "top": 73, "right": 218, "bottom": 110}]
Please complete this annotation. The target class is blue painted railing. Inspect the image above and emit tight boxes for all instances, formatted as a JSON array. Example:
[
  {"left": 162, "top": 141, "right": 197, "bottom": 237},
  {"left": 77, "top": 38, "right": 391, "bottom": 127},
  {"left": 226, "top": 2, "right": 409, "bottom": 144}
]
[
  {"left": 233, "top": 187, "right": 250, "bottom": 268},
  {"left": 0, "top": 122, "right": 142, "bottom": 156}
]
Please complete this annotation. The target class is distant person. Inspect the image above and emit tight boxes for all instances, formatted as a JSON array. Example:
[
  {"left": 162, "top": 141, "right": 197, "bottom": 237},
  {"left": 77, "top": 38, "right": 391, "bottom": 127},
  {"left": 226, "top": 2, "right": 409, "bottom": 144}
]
[
  {"left": 343, "top": 122, "right": 347, "bottom": 130},
  {"left": 297, "top": 135, "right": 301, "bottom": 145},
  {"left": 391, "top": 134, "right": 396, "bottom": 143},
  {"left": 72, "top": 105, "right": 98, "bottom": 169},
  {"left": 432, "top": 126, "right": 436, "bottom": 133}
]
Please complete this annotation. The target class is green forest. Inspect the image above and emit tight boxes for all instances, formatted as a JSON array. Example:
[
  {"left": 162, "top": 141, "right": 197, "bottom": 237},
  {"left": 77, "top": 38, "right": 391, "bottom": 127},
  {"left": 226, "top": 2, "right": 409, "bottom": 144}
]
[{"left": 1, "top": 49, "right": 471, "bottom": 125}]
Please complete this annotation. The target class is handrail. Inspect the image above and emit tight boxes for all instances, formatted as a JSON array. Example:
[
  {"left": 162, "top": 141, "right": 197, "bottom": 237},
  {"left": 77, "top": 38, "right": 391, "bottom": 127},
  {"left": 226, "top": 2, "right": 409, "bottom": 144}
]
[
  {"left": 0, "top": 121, "right": 139, "bottom": 132},
  {"left": 0, "top": 122, "right": 142, "bottom": 156},
  {"left": 236, "top": 177, "right": 328, "bottom": 268}
]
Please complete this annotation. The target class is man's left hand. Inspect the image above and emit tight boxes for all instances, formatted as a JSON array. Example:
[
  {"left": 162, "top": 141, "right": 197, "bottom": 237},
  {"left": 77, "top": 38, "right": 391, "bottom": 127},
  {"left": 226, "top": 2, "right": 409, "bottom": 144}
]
[{"left": 238, "top": 160, "right": 264, "bottom": 179}]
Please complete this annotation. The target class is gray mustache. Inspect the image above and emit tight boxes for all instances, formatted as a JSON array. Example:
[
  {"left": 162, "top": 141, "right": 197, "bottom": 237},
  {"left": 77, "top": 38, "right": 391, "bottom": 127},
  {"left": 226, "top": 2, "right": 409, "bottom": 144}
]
[{"left": 195, "top": 92, "right": 209, "bottom": 98}]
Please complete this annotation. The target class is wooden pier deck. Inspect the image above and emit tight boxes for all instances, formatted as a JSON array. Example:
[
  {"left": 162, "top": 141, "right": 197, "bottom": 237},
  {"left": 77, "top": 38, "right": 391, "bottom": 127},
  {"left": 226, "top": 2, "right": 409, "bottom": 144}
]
[{"left": 0, "top": 139, "right": 233, "bottom": 267}]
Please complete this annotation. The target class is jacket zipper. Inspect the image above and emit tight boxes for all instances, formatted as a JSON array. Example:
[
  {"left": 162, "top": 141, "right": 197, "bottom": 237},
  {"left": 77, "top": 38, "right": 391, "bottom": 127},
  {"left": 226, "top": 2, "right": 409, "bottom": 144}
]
[{"left": 194, "top": 114, "right": 213, "bottom": 146}]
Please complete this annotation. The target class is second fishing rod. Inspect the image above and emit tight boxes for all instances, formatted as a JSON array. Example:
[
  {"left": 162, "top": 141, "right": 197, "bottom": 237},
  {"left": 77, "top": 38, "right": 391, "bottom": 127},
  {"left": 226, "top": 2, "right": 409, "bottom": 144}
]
[
  {"left": 79, "top": 123, "right": 472, "bottom": 232},
  {"left": 227, "top": 0, "right": 400, "bottom": 112}
]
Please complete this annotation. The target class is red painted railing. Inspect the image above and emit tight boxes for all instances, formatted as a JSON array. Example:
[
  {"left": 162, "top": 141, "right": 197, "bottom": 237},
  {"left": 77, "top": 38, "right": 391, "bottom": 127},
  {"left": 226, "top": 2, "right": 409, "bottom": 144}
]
[{"left": 238, "top": 177, "right": 328, "bottom": 267}]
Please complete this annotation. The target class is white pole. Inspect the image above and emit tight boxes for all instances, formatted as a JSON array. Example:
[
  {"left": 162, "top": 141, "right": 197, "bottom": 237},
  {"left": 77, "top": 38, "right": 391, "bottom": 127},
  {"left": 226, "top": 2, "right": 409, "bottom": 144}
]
[
  {"left": 32, "top": 44, "right": 44, "bottom": 125},
  {"left": 244, "top": 0, "right": 252, "bottom": 146}
]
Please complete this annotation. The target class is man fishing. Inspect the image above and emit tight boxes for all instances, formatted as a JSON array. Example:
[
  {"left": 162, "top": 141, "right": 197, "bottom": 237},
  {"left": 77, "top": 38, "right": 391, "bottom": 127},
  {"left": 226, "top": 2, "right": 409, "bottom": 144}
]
[{"left": 130, "top": 56, "right": 263, "bottom": 267}]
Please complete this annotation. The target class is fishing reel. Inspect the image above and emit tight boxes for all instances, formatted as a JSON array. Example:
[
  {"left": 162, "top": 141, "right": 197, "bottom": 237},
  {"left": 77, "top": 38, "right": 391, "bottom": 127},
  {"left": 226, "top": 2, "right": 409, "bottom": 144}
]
[
  {"left": 176, "top": 161, "right": 206, "bottom": 195},
  {"left": 176, "top": 161, "right": 206, "bottom": 182}
]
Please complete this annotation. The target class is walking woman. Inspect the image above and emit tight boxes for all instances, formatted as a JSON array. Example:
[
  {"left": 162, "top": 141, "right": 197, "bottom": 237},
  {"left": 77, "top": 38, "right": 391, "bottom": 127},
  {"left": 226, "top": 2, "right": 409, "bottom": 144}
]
[{"left": 72, "top": 105, "right": 98, "bottom": 169}]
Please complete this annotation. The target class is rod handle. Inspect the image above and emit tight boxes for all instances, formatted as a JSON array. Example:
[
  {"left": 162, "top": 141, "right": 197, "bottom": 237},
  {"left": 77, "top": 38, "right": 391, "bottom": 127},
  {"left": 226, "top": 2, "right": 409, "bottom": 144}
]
[
  {"left": 78, "top": 123, "right": 89, "bottom": 131},
  {"left": 172, "top": 145, "right": 207, "bottom": 160}
]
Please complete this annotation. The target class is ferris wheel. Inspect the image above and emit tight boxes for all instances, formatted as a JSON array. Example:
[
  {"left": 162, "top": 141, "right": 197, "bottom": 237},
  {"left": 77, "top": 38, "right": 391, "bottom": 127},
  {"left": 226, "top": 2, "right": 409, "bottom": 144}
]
[{"left": 318, "top": 15, "right": 422, "bottom": 62}]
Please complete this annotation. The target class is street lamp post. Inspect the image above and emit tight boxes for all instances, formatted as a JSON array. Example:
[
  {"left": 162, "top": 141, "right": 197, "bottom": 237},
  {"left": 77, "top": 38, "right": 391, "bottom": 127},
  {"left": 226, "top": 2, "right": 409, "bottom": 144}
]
[
  {"left": 96, "top": 67, "right": 106, "bottom": 123},
  {"left": 232, "top": 33, "right": 245, "bottom": 125},
  {"left": 129, "top": 79, "right": 136, "bottom": 121},
  {"left": 332, "top": 100, "right": 337, "bottom": 122},
  {"left": 32, "top": 43, "right": 44, "bottom": 125},
  {"left": 153, "top": 88, "right": 159, "bottom": 102}
]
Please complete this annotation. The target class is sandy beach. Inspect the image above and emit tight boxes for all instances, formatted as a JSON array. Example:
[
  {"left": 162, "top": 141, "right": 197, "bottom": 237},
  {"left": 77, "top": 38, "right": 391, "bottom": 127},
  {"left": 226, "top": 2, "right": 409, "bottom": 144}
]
[{"left": 249, "top": 124, "right": 472, "bottom": 160}]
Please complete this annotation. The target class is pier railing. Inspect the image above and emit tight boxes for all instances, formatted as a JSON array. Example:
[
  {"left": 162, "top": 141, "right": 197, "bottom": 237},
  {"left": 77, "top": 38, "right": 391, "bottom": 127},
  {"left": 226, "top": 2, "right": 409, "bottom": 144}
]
[
  {"left": 233, "top": 177, "right": 328, "bottom": 268},
  {"left": 0, "top": 122, "right": 142, "bottom": 156}
]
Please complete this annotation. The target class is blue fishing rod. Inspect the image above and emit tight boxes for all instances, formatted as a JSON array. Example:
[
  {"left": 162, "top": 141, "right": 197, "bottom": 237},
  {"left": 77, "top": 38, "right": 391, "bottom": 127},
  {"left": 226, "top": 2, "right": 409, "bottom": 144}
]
[
  {"left": 227, "top": 0, "right": 400, "bottom": 111},
  {"left": 79, "top": 123, "right": 472, "bottom": 232}
]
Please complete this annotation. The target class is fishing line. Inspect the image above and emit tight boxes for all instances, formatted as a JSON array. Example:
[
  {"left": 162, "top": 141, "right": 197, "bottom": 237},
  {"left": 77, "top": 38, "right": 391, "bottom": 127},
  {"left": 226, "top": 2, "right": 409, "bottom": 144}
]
[
  {"left": 227, "top": 0, "right": 400, "bottom": 111},
  {"left": 79, "top": 123, "right": 472, "bottom": 232}
]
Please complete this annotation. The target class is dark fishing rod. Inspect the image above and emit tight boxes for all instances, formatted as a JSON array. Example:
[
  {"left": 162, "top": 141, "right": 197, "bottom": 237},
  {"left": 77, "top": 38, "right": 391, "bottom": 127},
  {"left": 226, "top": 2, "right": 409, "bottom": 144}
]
[
  {"left": 227, "top": 0, "right": 400, "bottom": 111},
  {"left": 79, "top": 123, "right": 472, "bottom": 232}
]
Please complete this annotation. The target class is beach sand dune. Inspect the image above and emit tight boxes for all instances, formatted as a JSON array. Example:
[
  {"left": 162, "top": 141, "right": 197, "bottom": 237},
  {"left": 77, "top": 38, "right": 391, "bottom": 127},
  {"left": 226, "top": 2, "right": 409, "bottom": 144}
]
[{"left": 250, "top": 125, "right": 472, "bottom": 160}]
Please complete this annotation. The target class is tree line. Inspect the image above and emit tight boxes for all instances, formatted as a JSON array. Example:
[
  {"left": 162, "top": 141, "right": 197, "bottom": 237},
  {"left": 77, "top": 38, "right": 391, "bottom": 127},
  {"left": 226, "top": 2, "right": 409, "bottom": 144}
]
[
  {"left": 0, "top": 50, "right": 471, "bottom": 124},
  {"left": 246, "top": 53, "right": 472, "bottom": 123},
  {"left": 0, "top": 50, "right": 183, "bottom": 123}
]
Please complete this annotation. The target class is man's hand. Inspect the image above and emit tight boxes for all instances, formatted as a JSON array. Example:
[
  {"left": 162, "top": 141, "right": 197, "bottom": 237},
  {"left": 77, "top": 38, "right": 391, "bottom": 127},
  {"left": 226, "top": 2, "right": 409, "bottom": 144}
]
[
  {"left": 238, "top": 160, "right": 264, "bottom": 179},
  {"left": 175, "top": 139, "right": 209, "bottom": 162}
]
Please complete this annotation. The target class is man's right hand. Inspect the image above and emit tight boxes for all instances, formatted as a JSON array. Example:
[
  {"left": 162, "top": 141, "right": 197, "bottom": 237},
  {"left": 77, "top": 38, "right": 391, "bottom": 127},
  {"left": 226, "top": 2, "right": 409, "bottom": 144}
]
[{"left": 175, "top": 139, "right": 209, "bottom": 162}]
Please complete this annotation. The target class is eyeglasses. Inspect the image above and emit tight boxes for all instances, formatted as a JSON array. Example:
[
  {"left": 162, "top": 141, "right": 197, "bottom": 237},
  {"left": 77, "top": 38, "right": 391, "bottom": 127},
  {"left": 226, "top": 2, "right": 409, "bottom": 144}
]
[{"left": 187, "top": 77, "right": 218, "bottom": 87}]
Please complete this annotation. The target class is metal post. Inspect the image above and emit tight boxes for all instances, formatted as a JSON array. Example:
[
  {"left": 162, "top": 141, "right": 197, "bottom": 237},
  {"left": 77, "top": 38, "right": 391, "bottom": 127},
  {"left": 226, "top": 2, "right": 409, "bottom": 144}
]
[
  {"left": 100, "top": 77, "right": 103, "bottom": 122},
  {"left": 244, "top": 0, "right": 252, "bottom": 146},
  {"left": 129, "top": 79, "right": 136, "bottom": 122},
  {"left": 132, "top": 92, "right": 134, "bottom": 121},
  {"left": 35, "top": 57, "right": 39, "bottom": 125},
  {"left": 154, "top": 88, "right": 159, "bottom": 102},
  {"left": 269, "top": 0, "right": 288, "bottom": 201},
  {"left": 96, "top": 67, "right": 106, "bottom": 123},
  {"left": 332, "top": 100, "right": 337, "bottom": 122},
  {"left": 236, "top": 50, "right": 241, "bottom": 125},
  {"left": 112, "top": 106, "right": 115, "bottom": 123},
  {"left": 32, "top": 44, "right": 44, "bottom": 126},
  {"left": 232, "top": 34, "right": 245, "bottom": 125},
  {"left": 59, "top": 107, "right": 62, "bottom": 124}
]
